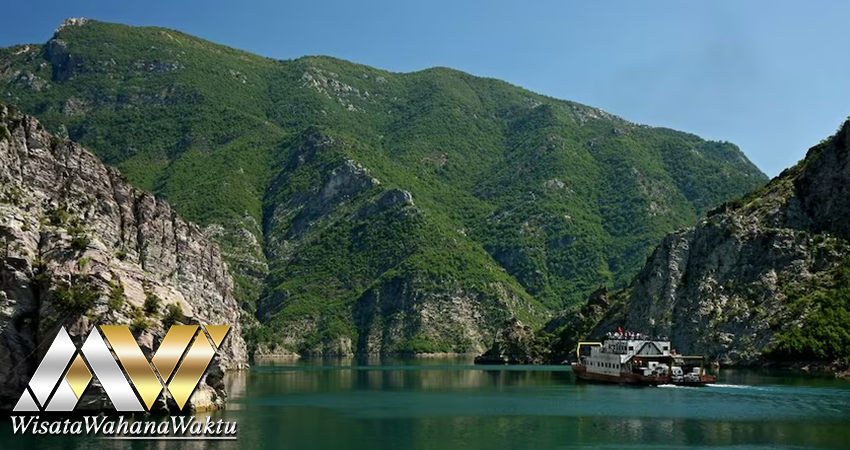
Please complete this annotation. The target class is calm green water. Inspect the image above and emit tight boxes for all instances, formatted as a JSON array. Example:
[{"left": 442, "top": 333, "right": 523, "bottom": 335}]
[{"left": 4, "top": 357, "right": 850, "bottom": 449}]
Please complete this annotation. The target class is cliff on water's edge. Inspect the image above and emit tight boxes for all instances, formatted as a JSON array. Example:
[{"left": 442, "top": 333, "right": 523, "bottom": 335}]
[
  {"left": 0, "top": 104, "right": 248, "bottom": 412},
  {"left": 544, "top": 120, "right": 850, "bottom": 375}
]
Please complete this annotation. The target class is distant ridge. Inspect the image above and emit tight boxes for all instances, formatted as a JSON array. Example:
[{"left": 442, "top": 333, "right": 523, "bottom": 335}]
[{"left": 0, "top": 19, "right": 767, "bottom": 355}]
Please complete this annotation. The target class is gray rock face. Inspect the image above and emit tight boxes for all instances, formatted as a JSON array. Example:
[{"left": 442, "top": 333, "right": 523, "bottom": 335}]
[
  {"left": 353, "top": 276, "right": 506, "bottom": 355},
  {"left": 43, "top": 39, "right": 82, "bottom": 82},
  {"left": 790, "top": 122, "right": 850, "bottom": 240},
  {"left": 601, "top": 120, "right": 850, "bottom": 365},
  {"left": 474, "top": 317, "right": 540, "bottom": 365},
  {"left": 256, "top": 130, "right": 545, "bottom": 355},
  {"left": 353, "top": 188, "right": 414, "bottom": 222},
  {"left": 0, "top": 105, "right": 247, "bottom": 411},
  {"left": 266, "top": 157, "right": 380, "bottom": 258}
]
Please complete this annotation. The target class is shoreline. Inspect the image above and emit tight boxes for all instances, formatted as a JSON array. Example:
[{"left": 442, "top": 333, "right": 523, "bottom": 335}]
[
  {"left": 251, "top": 350, "right": 849, "bottom": 378},
  {"left": 252, "top": 352, "right": 478, "bottom": 361}
]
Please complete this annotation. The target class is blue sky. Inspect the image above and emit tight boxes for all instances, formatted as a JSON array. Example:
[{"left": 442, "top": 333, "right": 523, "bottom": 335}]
[{"left": 2, "top": 1, "right": 849, "bottom": 177}]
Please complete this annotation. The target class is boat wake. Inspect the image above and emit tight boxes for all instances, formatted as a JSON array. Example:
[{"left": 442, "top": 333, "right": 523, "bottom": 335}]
[
  {"left": 659, "top": 383, "right": 765, "bottom": 391},
  {"left": 707, "top": 383, "right": 777, "bottom": 393},
  {"left": 656, "top": 384, "right": 702, "bottom": 390},
  {"left": 710, "top": 383, "right": 757, "bottom": 389}
]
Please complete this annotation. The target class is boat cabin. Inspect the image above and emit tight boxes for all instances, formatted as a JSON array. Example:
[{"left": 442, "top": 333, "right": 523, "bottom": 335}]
[{"left": 574, "top": 333, "right": 713, "bottom": 385}]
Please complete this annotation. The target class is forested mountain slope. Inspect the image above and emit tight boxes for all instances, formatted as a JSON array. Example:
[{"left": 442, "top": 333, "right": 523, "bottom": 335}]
[
  {"left": 0, "top": 19, "right": 766, "bottom": 354},
  {"left": 553, "top": 119, "right": 850, "bottom": 369}
]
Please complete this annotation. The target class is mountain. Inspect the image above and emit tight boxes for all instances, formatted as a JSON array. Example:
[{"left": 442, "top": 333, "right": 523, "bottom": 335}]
[
  {"left": 553, "top": 119, "right": 850, "bottom": 370},
  {"left": 0, "top": 19, "right": 767, "bottom": 355},
  {"left": 0, "top": 104, "right": 248, "bottom": 410}
]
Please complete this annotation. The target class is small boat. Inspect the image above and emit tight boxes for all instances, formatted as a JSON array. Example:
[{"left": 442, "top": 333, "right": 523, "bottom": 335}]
[{"left": 572, "top": 333, "right": 716, "bottom": 386}]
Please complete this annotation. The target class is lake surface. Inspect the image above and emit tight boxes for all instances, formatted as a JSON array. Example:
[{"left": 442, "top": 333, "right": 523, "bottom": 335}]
[{"left": 4, "top": 357, "right": 850, "bottom": 449}]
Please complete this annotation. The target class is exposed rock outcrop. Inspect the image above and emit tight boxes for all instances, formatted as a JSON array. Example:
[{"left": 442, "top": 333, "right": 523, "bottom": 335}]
[
  {"left": 474, "top": 317, "right": 543, "bottom": 365},
  {"left": 0, "top": 19, "right": 772, "bottom": 357},
  {"left": 256, "top": 130, "right": 548, "bottom": 355},
  {"left": 0, "top": 104, "right": 248, "bottom": 411},
  {"left": 353, "top": 278, "right": 515, "bottom": 355},
  {"left": 595, "top": 120, "right": 850, "bottom": 366}
]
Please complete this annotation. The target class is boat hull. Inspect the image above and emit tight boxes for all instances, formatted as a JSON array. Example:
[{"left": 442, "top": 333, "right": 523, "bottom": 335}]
[{"left": 572, "top": 363, "right": 716, "bottom": 387}]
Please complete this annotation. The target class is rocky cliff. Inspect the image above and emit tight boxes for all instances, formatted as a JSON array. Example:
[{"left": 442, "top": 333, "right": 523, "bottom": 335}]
[
  {"left": 257, "top": 129, "right": 547, "bottom": 355},
  {"left": 474, "top": 317, "right": 548, "bottom": 365},
  {"left": 587, "top": 120, "right": 850, "bottom": 367},
  {"left": 0, "top": 19, "right": 768, "bottom": 355},
  {"left": 0, "top": 104, "right": 248, "bottom": 411}
]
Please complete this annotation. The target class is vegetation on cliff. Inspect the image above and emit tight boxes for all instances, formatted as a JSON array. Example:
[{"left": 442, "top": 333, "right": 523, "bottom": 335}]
[
  {"left": 0, "top": 19, "right": 767, "bottom": 354},
  {"left": 767, "top": 257, "right": 850, "bottom": 365},
  {"left": 548, "top": 118, "right": 850, "bottom": 370},
  {"left": 0, "top": 104, "right": 247, "bottom": 409}
]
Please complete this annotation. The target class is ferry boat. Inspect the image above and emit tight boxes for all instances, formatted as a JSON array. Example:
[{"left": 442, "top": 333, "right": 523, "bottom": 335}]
[{"left": 572, "top": 333, "right": 716, "bottom": 386}]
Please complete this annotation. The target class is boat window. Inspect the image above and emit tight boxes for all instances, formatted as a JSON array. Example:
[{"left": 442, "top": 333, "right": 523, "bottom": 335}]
[{"left": 628, "top": 346, "right": 634, "bottom": 351}]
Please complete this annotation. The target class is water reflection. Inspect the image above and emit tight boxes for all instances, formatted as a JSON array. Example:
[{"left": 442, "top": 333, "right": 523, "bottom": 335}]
[
  {"left": 2, "top": 358, "right": 849, "bottom": 450},
  {"left": 246, "top": 356, "right": 572, "bottom": 395}
]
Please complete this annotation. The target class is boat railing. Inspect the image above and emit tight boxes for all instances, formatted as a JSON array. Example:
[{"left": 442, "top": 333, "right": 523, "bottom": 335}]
[
  {"left": 674, "top": 355, "right": 708, "bottom": 376},
  {"left": 575, "top": 341, "right": 602, "bottom": 361}
]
